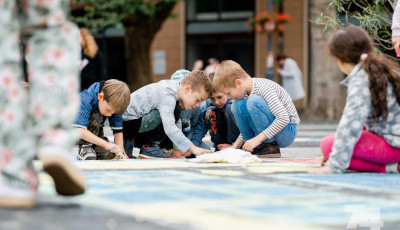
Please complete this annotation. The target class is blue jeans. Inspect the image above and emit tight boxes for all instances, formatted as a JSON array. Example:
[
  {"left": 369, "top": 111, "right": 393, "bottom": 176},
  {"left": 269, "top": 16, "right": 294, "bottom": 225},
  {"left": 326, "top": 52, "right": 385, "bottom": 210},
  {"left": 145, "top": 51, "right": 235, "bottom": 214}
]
[{"left": 231, "top": 95, "right": 297, "bottom": 148}]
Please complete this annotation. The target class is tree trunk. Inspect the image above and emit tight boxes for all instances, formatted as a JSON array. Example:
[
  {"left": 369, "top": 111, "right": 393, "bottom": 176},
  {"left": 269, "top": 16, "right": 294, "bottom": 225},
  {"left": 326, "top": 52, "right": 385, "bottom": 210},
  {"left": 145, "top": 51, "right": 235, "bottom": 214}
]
[
  {"left": 125, "top": 26, "right": 153, "bottom": 91},
  {"left": 304, "top": 0, "right": 346, "bottom": 120},
  {"left": 124, "top": 1, "right": 177, "bottom": 91}
]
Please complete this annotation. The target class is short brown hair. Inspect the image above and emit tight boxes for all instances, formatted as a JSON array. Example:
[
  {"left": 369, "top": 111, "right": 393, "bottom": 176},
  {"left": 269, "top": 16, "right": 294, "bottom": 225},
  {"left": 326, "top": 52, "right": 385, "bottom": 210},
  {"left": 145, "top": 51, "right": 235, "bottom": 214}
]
[
  {"left": 276, "top": 53, "right": 288, "bottom": 61},
  {"left": 101, "top": 79, "right": 131, "bottom": 115},
  {"left": 213, "top": 60, "right": 248, "bottom": 92},
  {"left": 180, "top": 70, "right": 213, "bottom": 98}
]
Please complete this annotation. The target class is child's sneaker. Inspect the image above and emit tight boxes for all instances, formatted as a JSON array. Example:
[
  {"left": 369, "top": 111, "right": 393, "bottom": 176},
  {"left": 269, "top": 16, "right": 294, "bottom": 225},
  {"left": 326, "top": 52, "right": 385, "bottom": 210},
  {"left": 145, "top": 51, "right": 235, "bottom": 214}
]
[
  {"left": 77, "top": 145, "right": 97, "bottom": 160},
  {"left": 251, "top": 141, "right": 281, "bottom": 158},
  {"left": 0, "top": 177, "right": 36, "bottom": 208},
  {"left": 139, "top": 145, "right": 176, "bottom": 159},
  {"left": 39, "top": 148, "right": 86, "bottom": 196}
]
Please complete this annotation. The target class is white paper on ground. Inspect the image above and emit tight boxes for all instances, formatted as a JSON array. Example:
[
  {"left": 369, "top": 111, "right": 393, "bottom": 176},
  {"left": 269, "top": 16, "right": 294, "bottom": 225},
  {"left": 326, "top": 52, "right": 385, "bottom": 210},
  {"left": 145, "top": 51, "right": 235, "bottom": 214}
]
[{"left": 190, "top": 148, "right": 261, "bottom": 164}]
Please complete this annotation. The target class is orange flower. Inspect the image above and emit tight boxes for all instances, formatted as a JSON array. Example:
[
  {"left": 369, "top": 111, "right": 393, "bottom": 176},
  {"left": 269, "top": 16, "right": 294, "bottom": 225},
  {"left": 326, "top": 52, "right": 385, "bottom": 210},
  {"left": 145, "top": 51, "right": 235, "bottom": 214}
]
[{"left": 277, "top": 13, "right": 294, "bottom": 24}]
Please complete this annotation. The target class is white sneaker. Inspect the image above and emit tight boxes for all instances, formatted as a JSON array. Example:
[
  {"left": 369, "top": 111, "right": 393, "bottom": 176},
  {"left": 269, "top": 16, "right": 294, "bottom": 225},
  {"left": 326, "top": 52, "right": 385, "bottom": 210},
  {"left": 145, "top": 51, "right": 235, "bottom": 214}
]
[
  {"left": 77, "top": 146, "right": 97, "bottom": 160},
  {"left": 0, "top": 177, "right": 36, "bottom": 208}
]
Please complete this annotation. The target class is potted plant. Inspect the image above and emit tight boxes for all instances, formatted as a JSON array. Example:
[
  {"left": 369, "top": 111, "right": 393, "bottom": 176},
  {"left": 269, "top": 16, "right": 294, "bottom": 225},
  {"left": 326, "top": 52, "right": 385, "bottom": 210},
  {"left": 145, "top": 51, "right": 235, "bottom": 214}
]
[
  {"left": 261, "top": 11, "right": 277, "bottom": 33},
  {"left": 276, "top": 13, "right": 294, "bottom": 32}
]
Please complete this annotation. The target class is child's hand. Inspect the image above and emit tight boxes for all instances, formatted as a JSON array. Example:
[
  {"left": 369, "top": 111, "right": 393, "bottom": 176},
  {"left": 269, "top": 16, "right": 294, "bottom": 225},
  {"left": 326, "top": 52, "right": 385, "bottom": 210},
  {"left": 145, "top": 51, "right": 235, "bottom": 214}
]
[
  {"left": 115, "top": 151, "right": 129, "bottom": 159},
  {"left": 320, "top": 156, "right": 327, "bottom": 167},
  {"left": 392, "top": 36, "right": 400, "bottom": 55},
  {"left": 106, "top": 143, "right": 122, "bottom": 154},
  {"left": 309, "top": 166, "right": 333, "bottom": 174},
  {"left": 183, "top": 150, "right": 193, "bottom": 158},
  {"left": 217, "top": 144, "right": 232, "bottom": 151},
  {"left": 190, "top": 145, "right": 211, "bottom": 155},
  {"left": 243, "top": 137, "right": 262, "bottom": 152}
]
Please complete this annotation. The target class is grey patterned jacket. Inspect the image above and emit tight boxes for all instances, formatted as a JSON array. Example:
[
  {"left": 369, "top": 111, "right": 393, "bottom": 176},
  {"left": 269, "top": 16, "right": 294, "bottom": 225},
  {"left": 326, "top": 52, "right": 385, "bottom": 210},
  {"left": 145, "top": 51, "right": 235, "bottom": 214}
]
[
  {"left": 327, "top": 63, "right": 400, "bottom": 173},
  {"left": 122, "top": 80, "right": 193, "bottom": 152}
]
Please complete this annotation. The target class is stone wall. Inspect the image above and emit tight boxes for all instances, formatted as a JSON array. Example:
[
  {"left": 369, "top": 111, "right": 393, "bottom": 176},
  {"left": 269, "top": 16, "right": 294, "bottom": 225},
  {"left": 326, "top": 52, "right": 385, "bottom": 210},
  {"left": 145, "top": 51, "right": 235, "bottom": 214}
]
[{"left": 304, "top": 0, "right": 346, "bottom": 120}]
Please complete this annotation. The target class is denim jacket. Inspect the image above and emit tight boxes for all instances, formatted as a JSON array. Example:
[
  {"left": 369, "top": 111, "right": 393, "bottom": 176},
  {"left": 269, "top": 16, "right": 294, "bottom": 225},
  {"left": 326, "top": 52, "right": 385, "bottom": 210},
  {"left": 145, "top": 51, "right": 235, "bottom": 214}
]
[{"left": 73, "top": 81, "right": 123, "bottom": 133}]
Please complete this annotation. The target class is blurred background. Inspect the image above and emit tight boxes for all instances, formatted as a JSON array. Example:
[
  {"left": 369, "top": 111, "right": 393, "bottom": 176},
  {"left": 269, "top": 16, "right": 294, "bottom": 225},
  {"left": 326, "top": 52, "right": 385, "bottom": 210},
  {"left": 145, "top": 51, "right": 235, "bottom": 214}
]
[{"left": 70, "top": 0, "right": 397, "bottom": 121}]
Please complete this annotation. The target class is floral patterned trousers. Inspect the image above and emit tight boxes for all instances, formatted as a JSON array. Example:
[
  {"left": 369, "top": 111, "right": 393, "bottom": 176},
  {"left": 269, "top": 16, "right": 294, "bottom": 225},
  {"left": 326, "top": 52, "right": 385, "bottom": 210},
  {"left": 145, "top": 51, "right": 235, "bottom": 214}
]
[{"left": 0, "top": 0, "right": 80, "bottom": 190}]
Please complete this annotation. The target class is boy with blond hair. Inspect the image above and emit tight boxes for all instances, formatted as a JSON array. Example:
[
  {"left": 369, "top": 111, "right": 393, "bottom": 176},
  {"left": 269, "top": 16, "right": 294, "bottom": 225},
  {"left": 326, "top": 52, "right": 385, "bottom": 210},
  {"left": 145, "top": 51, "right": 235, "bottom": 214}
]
[
  {"left": 213, "top": 60, "right": 299, "bottom": 157},
  {"left": 74, "top": 79, "right": 130, "bottom": 160},
  {"left": 123, "top": 70, "right": 212, "bottom": 158}
]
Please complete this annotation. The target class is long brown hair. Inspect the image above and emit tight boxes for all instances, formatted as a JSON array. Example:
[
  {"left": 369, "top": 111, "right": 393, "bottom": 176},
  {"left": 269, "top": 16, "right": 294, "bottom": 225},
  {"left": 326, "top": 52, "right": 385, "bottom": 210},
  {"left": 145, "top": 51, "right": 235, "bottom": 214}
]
[{"left": 329, "top": 25, "right": 400, "bottom": 120}]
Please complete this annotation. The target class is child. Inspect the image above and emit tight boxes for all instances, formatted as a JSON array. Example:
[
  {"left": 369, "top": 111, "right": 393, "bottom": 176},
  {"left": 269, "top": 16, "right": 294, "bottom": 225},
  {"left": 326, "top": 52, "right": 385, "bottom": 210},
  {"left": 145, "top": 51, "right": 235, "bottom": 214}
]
[
  {"left": 311, "top": 25, "right": 400, "bottom": 174},
  {"left": 122, "top": 70, "right": 212, "bottom": 158},
  {"left": 74, "top": 79, "right": 130, "bottom": 160},
  {"left": 171, "top": 69, "right": 201, "bottom": 146},
  {"left": 191, "top": 74, "right": 241, "bottom": 151},
  {"left": 1, "top": 0, "right": 85, "bottom": 208},
  {"left": 213, "top": 60, "right": 300, "bottom": 157}
]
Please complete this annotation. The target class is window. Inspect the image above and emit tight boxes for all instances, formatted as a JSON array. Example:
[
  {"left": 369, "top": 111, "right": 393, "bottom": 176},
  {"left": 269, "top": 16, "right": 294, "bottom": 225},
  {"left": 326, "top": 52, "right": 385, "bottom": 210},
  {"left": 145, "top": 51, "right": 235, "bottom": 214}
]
[
  {"left": 187, "top": 0, "right": 254, "bottom": 21},
  {"left": 186, "top": 0, "right": 255, "bottom": 76}
]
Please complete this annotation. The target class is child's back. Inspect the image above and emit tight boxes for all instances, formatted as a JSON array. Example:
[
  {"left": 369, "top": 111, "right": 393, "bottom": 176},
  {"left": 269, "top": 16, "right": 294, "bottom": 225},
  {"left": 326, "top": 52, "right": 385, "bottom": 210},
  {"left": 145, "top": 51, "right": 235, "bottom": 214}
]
[{"left": 123, "top": 80, "right": 179, "bottom": 120}]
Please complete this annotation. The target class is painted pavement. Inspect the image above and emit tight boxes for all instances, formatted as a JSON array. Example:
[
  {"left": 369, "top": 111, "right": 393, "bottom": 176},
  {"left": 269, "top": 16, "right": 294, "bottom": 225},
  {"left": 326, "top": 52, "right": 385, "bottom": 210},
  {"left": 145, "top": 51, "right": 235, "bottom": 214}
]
[{"left": 34, "top": 158, "right": 400, "bottom": 230}]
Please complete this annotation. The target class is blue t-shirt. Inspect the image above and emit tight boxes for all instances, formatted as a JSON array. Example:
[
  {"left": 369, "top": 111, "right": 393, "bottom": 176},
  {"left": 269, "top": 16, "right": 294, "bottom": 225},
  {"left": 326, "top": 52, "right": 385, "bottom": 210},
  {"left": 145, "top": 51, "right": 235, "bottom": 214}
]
[{"left": 73, "top": 81, "right": 123, "bottom": 133}]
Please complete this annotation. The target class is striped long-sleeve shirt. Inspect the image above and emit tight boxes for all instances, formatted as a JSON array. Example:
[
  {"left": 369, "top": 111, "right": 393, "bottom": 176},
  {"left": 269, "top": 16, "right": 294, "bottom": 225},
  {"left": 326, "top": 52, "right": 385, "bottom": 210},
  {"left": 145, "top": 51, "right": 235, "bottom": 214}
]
[{"left": 239, "top": 78, "right": 300, "bottom": 140}]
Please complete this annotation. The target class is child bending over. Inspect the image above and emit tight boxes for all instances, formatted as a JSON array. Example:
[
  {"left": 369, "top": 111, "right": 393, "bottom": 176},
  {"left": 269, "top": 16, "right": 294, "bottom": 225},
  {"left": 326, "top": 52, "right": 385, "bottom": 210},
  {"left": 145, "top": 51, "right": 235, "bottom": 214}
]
[
  {"left": 123, "top": 70, "right": 212, "bottom": 158},
  {"left": 74, "top": 79, "right": 130, "bottom": 160}
]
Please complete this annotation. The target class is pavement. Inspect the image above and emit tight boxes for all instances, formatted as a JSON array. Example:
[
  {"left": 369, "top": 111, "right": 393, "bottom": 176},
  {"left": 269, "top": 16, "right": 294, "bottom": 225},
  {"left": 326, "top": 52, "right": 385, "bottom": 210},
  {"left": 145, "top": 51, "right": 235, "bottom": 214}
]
[{"left": 1, "top": 121, "right": 400, "bottom": 230}]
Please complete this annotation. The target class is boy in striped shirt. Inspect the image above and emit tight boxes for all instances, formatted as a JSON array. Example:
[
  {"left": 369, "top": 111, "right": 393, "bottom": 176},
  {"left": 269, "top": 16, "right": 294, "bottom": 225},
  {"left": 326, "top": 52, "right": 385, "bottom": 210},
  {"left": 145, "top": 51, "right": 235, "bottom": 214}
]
[{"left": 213, "top": 60, "right": 300, "bottom": 157}]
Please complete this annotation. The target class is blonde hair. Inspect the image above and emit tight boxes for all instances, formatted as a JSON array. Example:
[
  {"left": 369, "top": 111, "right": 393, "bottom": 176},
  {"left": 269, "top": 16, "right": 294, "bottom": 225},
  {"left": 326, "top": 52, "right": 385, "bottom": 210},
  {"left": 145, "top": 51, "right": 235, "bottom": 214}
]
[
  {"left": 101, "top": 79, "right": 131, "bottom": 115},
  {"left": 213, "top": 60, "right": 248, "bottom": 92},
  {"left": 80, "top": 28, "right": 98, "bottom": 59},
  {"left": 181, "top": 70, "right": 213, "bottom": 98}
]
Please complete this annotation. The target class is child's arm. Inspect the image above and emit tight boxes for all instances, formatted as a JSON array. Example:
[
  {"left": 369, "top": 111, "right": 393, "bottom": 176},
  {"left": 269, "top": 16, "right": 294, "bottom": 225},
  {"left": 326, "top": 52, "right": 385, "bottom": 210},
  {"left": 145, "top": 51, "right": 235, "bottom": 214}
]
[
  {"left": 78, "top": 128, "right": 121, "bottom": 153},
  {"left": 257, "top": 86, "right": 291, "bottom": 142},
  {"left": 392, "top": 1, "right": 400, "bottom": 54},
  {"left": 159, "top": 98, "right": 210, "bottom": 155},
  {"left": 190, "top": 103, "right": 209, "bottom": 147},
  {"left": 243, "top": 133, "right": 268, "bottom": 152},
  {"left": 189, "top": 144, "right": 210, "bottom": 155},
  {"left": 216, "top": 144, "right": 233, "bottom": 151},
  {"left": 113, "top": 132, "right": 124, "bottom": 153},
  {"left": 231, "top": 138, "right": 244, "bottom": 149},
  {"left": 312, "top": 72, "right": 371, "bottom": 174},
  {"left": 108, "top": 114, "right": 125, "bottom": 153}
]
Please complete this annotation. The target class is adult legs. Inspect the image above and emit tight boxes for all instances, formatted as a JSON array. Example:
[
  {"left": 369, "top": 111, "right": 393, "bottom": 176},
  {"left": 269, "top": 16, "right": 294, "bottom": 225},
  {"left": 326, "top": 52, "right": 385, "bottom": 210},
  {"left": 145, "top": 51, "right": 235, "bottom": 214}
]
[
  {"left": 0, "top": 0, "right": 37, "bottom": 207},
  {"left": 1, "top": 0, "right": 85, "bottom": 208}
]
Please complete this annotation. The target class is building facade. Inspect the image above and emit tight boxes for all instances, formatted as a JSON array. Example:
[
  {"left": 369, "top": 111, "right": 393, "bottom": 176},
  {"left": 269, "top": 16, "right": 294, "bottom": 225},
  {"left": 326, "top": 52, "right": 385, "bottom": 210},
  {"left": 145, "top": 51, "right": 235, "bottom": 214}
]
[
  {"left": 96, "top": 0, "right": 346, "bottom": 119},
  {"left": 150, "top": 0, "right": 310, "bottom": 109}
]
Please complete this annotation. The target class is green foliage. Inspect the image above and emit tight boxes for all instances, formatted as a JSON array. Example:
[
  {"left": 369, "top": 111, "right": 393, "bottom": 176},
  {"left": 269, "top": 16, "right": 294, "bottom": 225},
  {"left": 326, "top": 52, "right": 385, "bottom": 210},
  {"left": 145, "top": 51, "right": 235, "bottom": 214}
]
[
  {"left": 312, "top": 0, "right": 396, "bottom": 51},
  {"left": 273, "top": 0, "right": 284, "bottom": 5},
  {"left": 70, "top": 0, "right": 181, "bottom": 31}
]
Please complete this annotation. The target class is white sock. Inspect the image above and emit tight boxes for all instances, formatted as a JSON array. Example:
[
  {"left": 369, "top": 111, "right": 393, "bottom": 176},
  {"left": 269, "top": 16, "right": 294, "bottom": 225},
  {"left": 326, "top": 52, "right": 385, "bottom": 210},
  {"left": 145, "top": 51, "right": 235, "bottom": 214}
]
[{"left": 385, "top": 163, "right": 399, "bottom": 173}]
